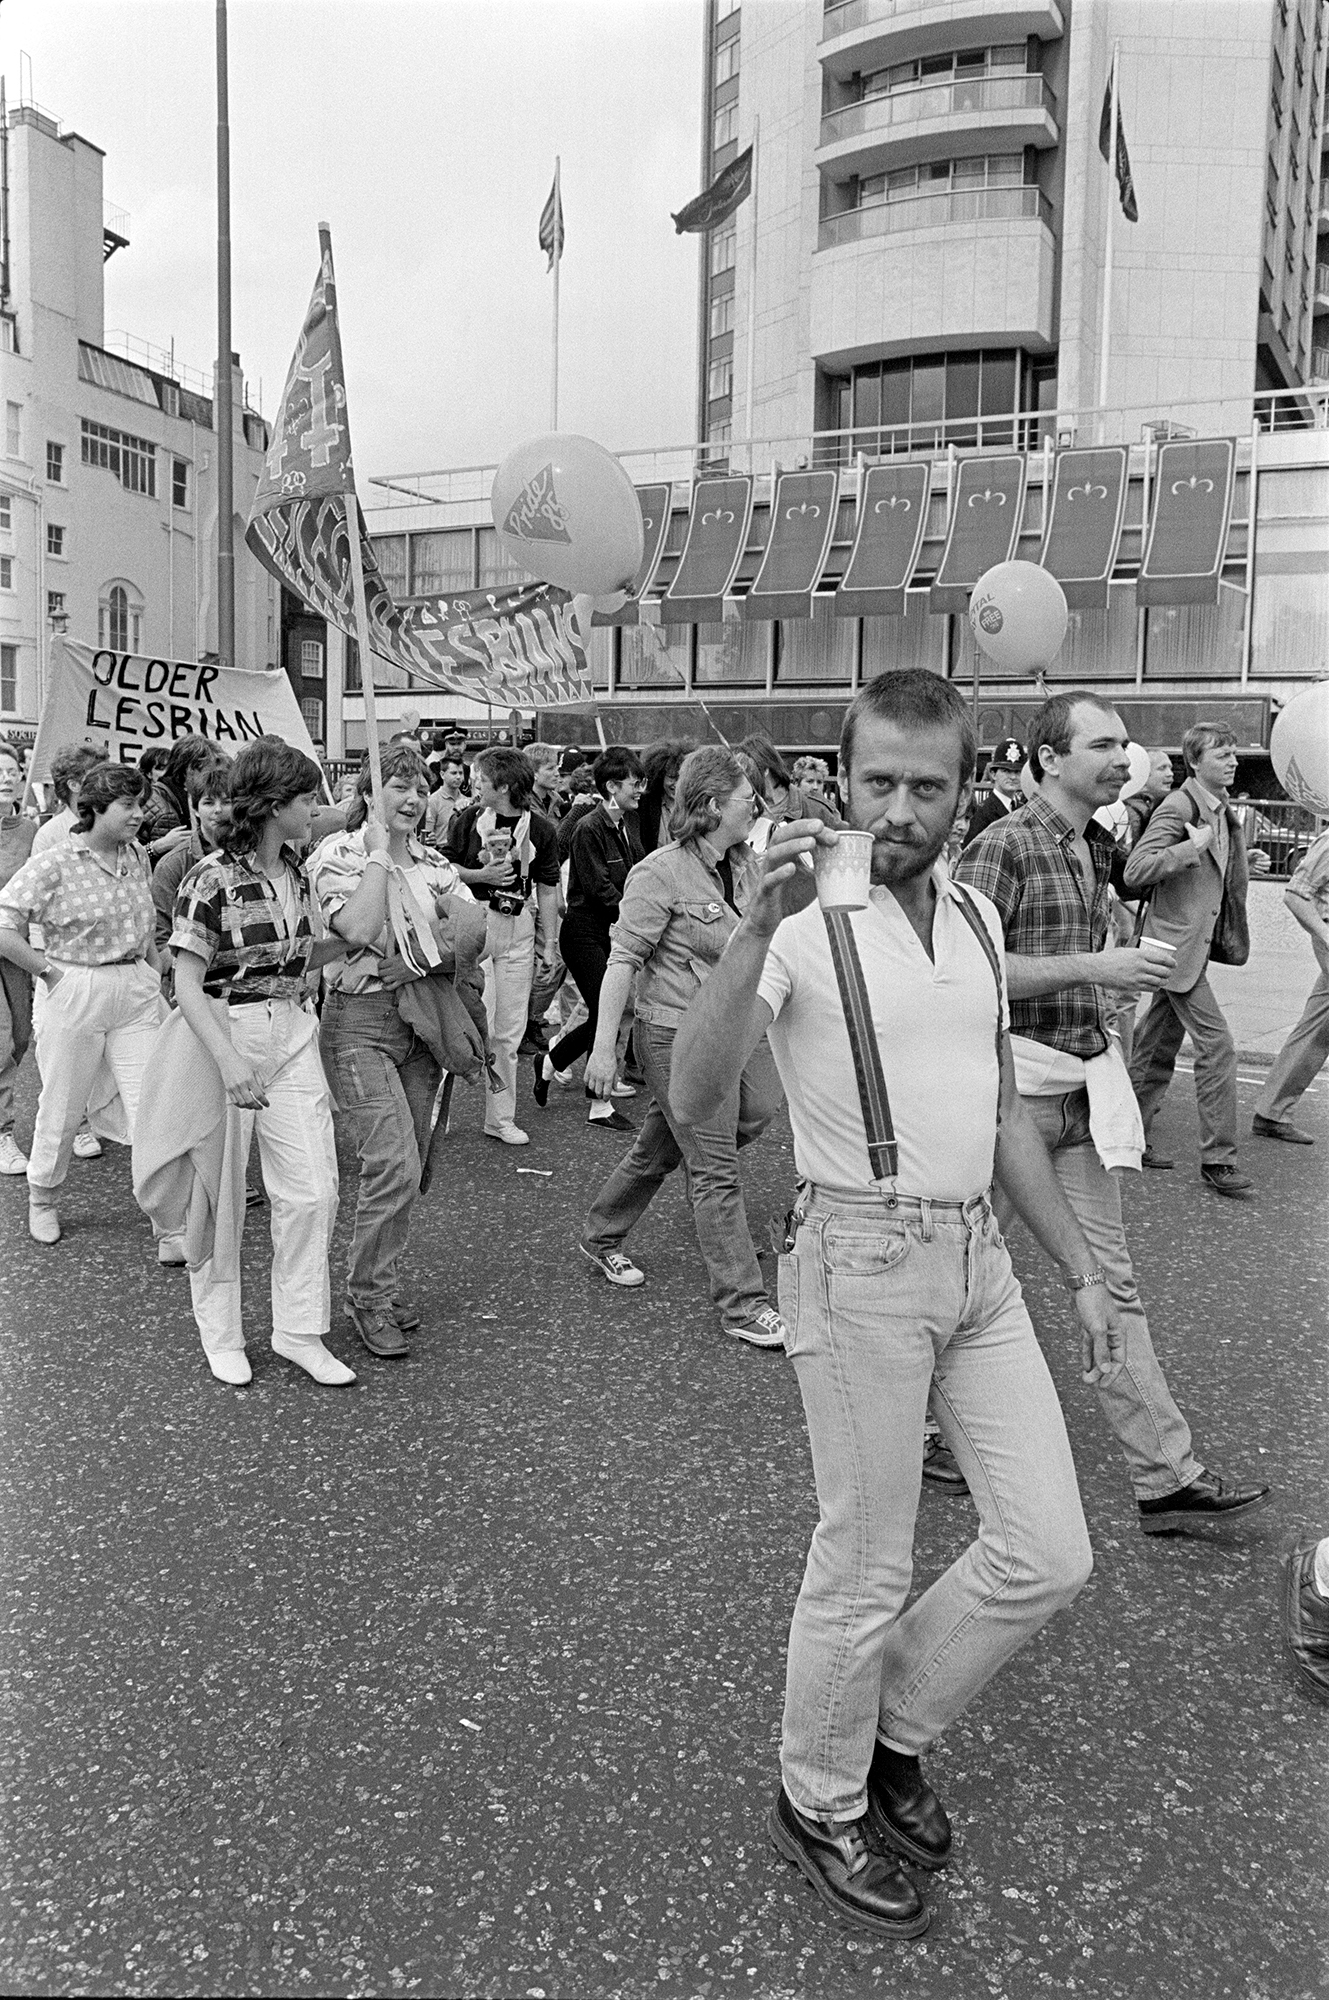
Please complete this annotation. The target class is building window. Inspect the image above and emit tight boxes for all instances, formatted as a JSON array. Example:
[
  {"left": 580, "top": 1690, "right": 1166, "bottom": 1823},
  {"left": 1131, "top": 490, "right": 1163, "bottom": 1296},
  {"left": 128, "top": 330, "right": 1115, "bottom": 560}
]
[
  {"left": 98, "top": 582, "right": 143, "bottom": 653},
  {"left": 711, "top": 222, "right": 737, "bottom": 275},
  {"left": 1, "top": 644, "right": 17, "bottom": 712},
  {"left": 710, "top": 291, "right": 736, "bottom": 338},
  {"left": 172, "top": 458, "right": 189, "bottom": 509},
  {"left": 0, "top": 316, "right": 15, "bottom": 354},
  {"left": 708, "top": 355, "right": 734, "bottom": 402},
  {"left": 5, "top": 402, "right": 20, "bottom": 457},
  {"left": 47, "top": 591, "right": 66, "bottom": 620},
  {"left": 714, "top": 101, "right": 740, "bottom": 152},
  {"left": 80, "top": 418, "right": 157, "bottom": 497},
  {"left": 715, "top": 38, "right": 740, "bottom": 87},
  {"left": 46, "top": 524, "right": 65, "bottom": 558},
  {"left": 709, "top": 419, "right": 732, "bottom": 448},
  {"left": 0, "top": 494, "right": 10, "bottom": 531},
  {"left": 46, "top": 441, "right": 64, "bottom": 484},
  {"left": 300, "top": 638, "right": 324, "bottom": 676},
  {"left": 300, "top": 696, "right": 324, "bottom": 742},
  {"left": 717, "top": 0, "right": 739, "bottom": 18},
  {"left": 0, "top": 555, "right": 13, "bottom": 591}
]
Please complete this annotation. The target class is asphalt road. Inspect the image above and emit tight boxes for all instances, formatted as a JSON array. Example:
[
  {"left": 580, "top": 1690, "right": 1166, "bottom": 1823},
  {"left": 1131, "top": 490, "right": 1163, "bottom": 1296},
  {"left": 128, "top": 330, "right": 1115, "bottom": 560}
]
[{"left": 1, "top": 1052, "right": 1326, "bottom": 2000}]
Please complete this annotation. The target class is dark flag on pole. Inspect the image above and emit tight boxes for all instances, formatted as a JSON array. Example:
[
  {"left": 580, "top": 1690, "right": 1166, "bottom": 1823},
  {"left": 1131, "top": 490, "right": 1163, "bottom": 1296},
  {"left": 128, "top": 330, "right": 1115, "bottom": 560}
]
[
  {"left": 1099, "top": 79, "right": 1139, "bottom": 221},
  {"left": 672, "top": 145, "right": 753, "bottom": 234},
  {"left": 539, "top": 175, "right": 564, "bottom": 270}
]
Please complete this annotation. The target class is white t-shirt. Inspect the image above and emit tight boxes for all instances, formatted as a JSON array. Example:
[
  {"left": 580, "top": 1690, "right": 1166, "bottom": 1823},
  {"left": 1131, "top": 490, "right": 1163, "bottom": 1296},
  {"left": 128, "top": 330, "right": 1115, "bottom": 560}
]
[{"left": 757, "top": 869, "right": 1009, "bottom": 1201}]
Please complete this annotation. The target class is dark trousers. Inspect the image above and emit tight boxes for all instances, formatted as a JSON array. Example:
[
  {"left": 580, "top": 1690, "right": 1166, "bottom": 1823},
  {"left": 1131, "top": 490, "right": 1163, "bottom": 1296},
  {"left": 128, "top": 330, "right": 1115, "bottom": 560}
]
[{"left": 550, "top": 910, "right": 611, "bottom": 1074}]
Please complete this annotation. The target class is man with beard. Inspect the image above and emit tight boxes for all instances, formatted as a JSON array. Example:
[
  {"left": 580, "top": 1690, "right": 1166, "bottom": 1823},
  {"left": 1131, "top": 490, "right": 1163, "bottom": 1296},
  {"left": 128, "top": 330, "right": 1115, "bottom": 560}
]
[
  {"left": 671, "top": 671, "right": 1122, "bottom": 1942},
  {"left": 955, "top": 693, "right": 1269, "bottom": 1531}
]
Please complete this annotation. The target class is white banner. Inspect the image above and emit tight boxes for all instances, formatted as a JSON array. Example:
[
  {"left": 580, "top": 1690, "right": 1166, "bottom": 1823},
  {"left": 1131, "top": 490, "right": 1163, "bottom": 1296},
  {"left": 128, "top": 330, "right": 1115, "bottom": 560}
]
[{"left": 28, "top": 641, "right": 321, "bottom": 785}]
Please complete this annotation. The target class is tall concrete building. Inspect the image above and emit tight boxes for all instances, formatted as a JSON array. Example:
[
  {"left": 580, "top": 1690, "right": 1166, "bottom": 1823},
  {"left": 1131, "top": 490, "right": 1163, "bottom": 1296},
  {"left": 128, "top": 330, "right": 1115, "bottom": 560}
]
[
  {"left": 0, "top": 99, "right": 295, "bottom": 741},
  {"left": 697, "top": 0, "right": 1329, "bottom": 453}
]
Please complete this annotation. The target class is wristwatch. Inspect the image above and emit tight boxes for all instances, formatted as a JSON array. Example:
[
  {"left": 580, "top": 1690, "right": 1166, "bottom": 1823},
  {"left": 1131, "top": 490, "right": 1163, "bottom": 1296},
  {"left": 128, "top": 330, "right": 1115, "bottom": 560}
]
[{"left": 1065, "top": 1266, "right": 1107, "bottom": 1293}]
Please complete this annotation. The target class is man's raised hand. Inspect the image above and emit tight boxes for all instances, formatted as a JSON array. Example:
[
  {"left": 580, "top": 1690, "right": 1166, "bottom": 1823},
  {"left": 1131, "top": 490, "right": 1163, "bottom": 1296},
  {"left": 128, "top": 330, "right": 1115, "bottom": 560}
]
[{"left": 745, "top": 819, "right": 841, "bottom": 939}]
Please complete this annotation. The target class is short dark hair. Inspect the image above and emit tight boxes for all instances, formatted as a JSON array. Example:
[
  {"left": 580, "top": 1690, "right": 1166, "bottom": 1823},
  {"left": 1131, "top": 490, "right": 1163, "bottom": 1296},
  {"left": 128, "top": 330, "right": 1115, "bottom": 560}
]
[
  {"left": 74, "top": 762, "right": 152, "bottom": 831},
  {"left": 49, "top": 743, "right": 105, "bottom": 806},
  {"left": 737, "top": 735, "right": 794, "bottom": 795},
  {"left": 188, "top": 759, "right": 232, "bottom": 808},
  {"left": 839, "top": 671, "right": 977, "bottom": 789},
  {"left": 1027, "top": 690, "right": 1120, "bottom": 785},
  {"left": 221, "top": 737, "right": 324, "bottom": 855},
  {"left": 592, "top": 747, "right": 644, "bottom": 795},
  {"left": 1181, "top": 722, "right": 1237, "bottom": 775},
  {"left": 345, "top": 742, "right": 430, "bottom": 832},
  {"left": 160, "top": 734, "right": 225, "bottom": 796},
  {"left": 477, "top": 746, "right": 534, "bottom": 808}
]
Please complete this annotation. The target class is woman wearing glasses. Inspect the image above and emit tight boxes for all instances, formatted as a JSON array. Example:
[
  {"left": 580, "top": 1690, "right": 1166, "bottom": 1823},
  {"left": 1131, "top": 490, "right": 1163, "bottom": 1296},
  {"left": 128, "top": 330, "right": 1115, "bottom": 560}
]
[{"left": 577, "top": 746, "right": 787, "bottom": 1350}]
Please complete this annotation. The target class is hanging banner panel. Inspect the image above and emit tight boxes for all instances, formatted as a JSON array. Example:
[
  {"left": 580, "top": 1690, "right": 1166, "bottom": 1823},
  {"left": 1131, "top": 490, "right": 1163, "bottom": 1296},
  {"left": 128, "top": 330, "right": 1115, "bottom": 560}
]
[
  {"left": 597, "top": 483, "right": 675, "bottom": 626},
  {"left": 929, "top": 453, "right": 1026, "bottom": 614},
  {"left": 1137, "top": 438, "right": 1237, "bottom": 608},
  {"left": 743, "top": 470, "right": 839, "bottom": 621},
  {"left": 661, "top": 475, "right": 755, "bottom": 624},
  {"left": 1039, "top": 445, "right": 1130, "bottom": 610},
  {"left": 834, "top": 462, "right": 931, "bottom": 619}
]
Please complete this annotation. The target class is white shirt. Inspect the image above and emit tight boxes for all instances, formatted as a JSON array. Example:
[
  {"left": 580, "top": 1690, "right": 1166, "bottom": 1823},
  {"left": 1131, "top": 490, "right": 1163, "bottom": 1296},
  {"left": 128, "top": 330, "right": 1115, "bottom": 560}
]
[
  {"left": 32, "top": 805, "right": 79, "bottom": 856},
  {"left": 757, "top": 868, "right": 1008, "bottom": 1200}
]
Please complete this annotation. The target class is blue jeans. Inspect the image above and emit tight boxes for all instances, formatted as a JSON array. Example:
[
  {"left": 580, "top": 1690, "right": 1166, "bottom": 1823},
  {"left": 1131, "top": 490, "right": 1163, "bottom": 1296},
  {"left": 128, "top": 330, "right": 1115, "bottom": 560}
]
[
  {"left": 999, "top": 1089, "right": 1201, "bottom": 1502},
  {"left": 779, "top": 1191, "right": 1091, "bottom": 1819},
  {"left": 582, "top": 1021, "right": 782, "bottom": 1329},
  {"left": 321, "top": 989, "right": 440, "bottom": 1312}
]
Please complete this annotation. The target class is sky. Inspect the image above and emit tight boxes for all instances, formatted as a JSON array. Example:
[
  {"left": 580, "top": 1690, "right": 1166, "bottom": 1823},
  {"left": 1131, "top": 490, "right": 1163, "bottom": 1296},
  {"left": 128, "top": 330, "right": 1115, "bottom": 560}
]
[{"left": 3, "top": 0, "right": 707, "bottom": 480}]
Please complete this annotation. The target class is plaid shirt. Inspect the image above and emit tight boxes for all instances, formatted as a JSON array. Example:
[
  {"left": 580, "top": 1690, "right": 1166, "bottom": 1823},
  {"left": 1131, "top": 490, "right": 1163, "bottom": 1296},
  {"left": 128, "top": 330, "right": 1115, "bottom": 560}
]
[
  {"left": 170, "top": 850, "right": 318, "bottom": 1002},
  {"left": 953, "top": 792, "right": 1120, "bottom": 1058}
]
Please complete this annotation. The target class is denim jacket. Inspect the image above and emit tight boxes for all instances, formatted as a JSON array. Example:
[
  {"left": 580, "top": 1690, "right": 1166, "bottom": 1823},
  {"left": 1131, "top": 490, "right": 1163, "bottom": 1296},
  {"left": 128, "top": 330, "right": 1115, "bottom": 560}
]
[{"left": 607, "top": 836, "right": 757, "bottom": 1027}]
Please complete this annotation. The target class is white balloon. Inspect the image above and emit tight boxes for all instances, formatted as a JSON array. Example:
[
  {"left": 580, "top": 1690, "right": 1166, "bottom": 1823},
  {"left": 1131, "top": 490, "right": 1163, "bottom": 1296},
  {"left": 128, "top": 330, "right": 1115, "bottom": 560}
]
[
  {"left": 1270, "top": 681, "right": 1329, "bottom": 813},
  {"left": 1118, "top": 742, "right": 1151, "bottom": 800},
  {"left": 968, "top": 562, "right": 1069, "bottom": 674}
]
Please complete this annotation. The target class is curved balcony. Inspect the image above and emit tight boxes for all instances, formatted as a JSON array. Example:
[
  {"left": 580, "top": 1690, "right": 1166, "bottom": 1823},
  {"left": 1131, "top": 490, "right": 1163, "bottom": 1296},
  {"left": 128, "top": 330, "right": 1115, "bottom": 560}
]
[
  {"left": 811, "top": 188, "right": 1056, "bottom": 370},
  {"left": 817, "top": 73, "right": 1057, "bottom": 179},
  {"left": 819, "top": 0, "right": 1063, "bottom": 85}
]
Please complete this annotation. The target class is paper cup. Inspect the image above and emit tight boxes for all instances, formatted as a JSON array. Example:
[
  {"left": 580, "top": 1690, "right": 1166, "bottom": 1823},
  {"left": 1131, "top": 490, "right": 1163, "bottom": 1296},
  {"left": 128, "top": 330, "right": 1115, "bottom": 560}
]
[
  {"left": 813, "top": 830, "right": 874, "bottom": 911},
  {"left": 1138, "top": 936, "right": 1177, "bottom": 968}
]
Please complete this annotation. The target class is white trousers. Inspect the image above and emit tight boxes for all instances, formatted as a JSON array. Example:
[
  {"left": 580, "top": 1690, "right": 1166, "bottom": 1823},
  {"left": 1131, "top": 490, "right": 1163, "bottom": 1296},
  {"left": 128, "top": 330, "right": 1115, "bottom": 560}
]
[
  {"left": 28, "top": 960, "right": 161, "bottom": 1193},
  {"left": 482, "top": 904, "right": 535, "bottom": 1133},
  {"left": 189, "top": 999, "right": 339, "bottom": 1358}
]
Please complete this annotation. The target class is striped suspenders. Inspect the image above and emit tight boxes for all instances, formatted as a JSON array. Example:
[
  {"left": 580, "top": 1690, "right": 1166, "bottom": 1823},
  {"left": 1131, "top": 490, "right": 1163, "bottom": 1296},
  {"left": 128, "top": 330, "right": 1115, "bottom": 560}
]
[{"left": 822, "top": 885, "right": 1004, "bottom": 1197}]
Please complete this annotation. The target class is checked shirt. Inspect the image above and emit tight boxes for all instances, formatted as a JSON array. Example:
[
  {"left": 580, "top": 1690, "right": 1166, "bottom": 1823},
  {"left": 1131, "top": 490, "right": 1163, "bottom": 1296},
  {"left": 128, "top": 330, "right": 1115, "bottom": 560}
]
[
  {"left": 953, "top": 791, "right": 1122, "bottom": 1059},
  {"left": 170, "top": 850, "right": 318, "bottom": 1003}
]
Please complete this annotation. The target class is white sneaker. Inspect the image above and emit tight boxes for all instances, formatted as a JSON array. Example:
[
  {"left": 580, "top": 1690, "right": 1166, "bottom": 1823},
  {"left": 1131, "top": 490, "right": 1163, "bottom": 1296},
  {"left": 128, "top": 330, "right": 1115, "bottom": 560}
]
[
  {"left": 206, "top": 1350, "right": 252, "bottom": 1386},
  {"left": 579, "top": 1242, "right": 646, "bottom": 1288},
  {"left": 72, "top": 1131, "right": 103, "bottom": 1159},
  {"left": 485, "top": 1122, "right": 530, "bottom": 1146},
  {"left": 611, "top": 1080, "right": 637, "bottom": 1099},
  {"left": 728, "top": 1306, "right": 789, "bottom": 1349},
  {"left": 271, "top": 1333, "right": 356, "bottom": 1386},
  {"left": 0, "top": 1133, "right": 28, "bottom": 1175},
  {"left": 157, "top": 1235, "right": 188, "bottom": 1266},
  {"left": 28, "top": 1201, "right": 61, "bottom": 1245}
]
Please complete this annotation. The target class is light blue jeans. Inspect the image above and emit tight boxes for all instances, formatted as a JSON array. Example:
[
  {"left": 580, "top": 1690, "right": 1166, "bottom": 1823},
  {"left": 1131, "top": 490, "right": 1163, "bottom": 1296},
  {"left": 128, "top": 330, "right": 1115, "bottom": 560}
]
[
  {"left": 1001, "top": 1089, "right": 1202, "bottom": 1502},
  {"left": 778, "top": 1190, "right": 1091, "bottom": 1821}
]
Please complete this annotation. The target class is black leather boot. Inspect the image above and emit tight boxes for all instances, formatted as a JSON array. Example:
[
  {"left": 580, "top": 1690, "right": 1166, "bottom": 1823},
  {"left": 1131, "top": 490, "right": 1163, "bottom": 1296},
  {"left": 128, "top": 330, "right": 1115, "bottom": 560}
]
[{"left": 866, "top": 1740, "right": 953, "bottom": 1870}]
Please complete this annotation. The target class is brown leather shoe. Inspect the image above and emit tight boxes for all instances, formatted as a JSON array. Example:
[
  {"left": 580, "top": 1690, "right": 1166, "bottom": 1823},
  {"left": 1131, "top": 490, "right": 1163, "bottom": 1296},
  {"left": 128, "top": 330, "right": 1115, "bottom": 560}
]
[
  {"left": 1252, "top": 1115, "right": 1314, "bottom": 1145},
  {"left": 344, "top": 1299, "right": 409, "bottom": 1359},
  {"left": 769, "top": 1788, "right": 929, "bottom": 1940},
  {"left": 866, "top": 1741, "right": 953, "bottom": 1870}
]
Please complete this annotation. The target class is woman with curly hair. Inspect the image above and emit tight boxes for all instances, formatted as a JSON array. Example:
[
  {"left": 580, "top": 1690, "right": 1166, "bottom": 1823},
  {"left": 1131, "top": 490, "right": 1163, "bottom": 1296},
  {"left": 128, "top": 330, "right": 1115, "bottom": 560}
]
[
  {"left": 169, "top": 738, "right": 352, "bottom": 1387},
  {"left": 309, "top": 741, "right": 481, "bottom": 1361},
  {"left": 0, "top": 762, "right": 165, "bottom": 1244}
]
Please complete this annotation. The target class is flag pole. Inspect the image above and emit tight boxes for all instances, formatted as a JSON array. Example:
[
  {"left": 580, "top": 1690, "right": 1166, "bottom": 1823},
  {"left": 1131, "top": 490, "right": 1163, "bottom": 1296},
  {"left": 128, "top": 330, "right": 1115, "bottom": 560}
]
[
  {"left": 744, "top": 115, "right": 759, "bottom": 472},
  {"left": 1097, "top": 40, "right": 1120, "bottom": 440},
  {"left": 551, "top": 155, "right": 561, "bottom": 429},
  {"left": 215, "top": 0, "right": 235, "bottom": 668},
  {"left": 320, "top": 222, "right": 383, "bottom": 811}
]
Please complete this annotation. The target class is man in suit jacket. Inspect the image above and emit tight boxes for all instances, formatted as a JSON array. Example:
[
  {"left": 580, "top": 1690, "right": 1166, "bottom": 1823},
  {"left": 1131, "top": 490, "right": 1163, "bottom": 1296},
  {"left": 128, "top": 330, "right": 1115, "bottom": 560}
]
[
  {"left": 960, "top": 738, "right": 1027, "bottom": 848},
  {"left": 1123, "top": 724, "right": 1269, "bottom": 1197}
]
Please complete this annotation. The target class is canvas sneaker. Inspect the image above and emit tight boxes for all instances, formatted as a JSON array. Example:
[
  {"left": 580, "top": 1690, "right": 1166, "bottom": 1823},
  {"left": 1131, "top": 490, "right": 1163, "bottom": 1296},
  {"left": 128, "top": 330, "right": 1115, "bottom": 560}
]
[
  {"left": 579, "top": 1243, "right": 646, "bottom": 1289},
  {"left": 728, "top": 1306, "right": 788, "bottom": 1349},
  {"left": 0, "top": 1133, "right": 29, "bottom": 1176}
]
